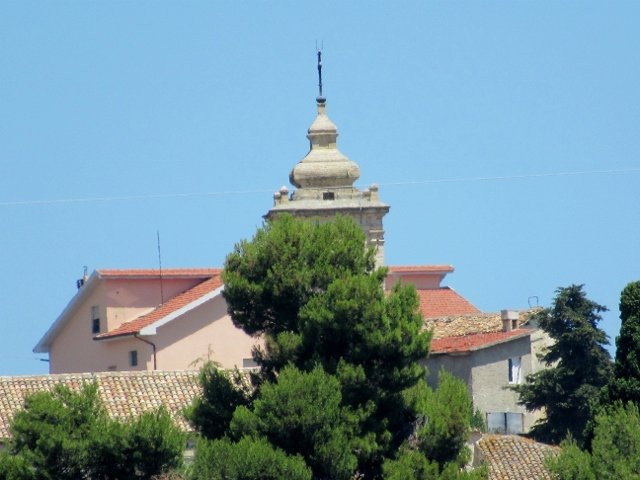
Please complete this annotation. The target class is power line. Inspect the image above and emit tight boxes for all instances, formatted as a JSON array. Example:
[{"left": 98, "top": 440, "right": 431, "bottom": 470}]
[
  {"left": 382, "top": 167, "right": 640, "bottom": 186},
  {"left": 0, "top": 166, "right": 638, "bottom": 208},
  {"left": 0, "top": 188, "right": 274, "bottom": 207}
]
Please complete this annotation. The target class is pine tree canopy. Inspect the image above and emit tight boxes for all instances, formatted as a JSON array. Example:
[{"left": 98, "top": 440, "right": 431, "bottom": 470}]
[{"left": 513, "top": 284, "right": 612, "bottom": 446}]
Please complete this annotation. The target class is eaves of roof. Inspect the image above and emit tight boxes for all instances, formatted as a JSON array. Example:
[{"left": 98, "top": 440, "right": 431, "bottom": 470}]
[
  {"left": 388, "top": 265, "right": 454, "bottom": 274},
  {"left": 430, "top": 329, "right": 532, "bottom": 355},
  {"left": 33, "top": 271, "right": 101, "bottom": 354}
]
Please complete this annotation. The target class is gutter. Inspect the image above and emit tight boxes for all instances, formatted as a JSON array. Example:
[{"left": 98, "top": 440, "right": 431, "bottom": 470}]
[{"left": 134, "top": 334, "right": 157, "bottom": 370}]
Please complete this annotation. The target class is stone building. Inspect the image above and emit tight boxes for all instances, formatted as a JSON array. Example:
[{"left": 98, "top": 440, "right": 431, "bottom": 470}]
[{"left": 424, "top": 309, "right": 551, "bottom": 433}]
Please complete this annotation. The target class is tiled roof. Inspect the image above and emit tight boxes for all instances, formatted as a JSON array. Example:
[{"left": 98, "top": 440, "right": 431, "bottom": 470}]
[
  {"left": 430, "top": 329, "right": 530, "bottom": 354},
  {"left": 388, "top": 265, "right": 454, "bottom": 273},
  {"left": 0, "top": 371, "right": 201, "bottom": 440},
  {"left": 98, "top": 268, "right": 220, "bottom": 278},
  {"left": 418, "top": 288, "right": 480, "bottom": 318},
  {"left": 425, "top": 310, "right": 535, "bottom": 339},
  {"left": 97, "top": 276, "right": 224, "bottom": 339},
  {"left": 477, "top": 434, "right": 559, "bottom": 480}
]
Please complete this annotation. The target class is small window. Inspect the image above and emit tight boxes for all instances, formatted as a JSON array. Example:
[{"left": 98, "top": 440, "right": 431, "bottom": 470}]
[
  {"left": 322, "top": 191, "right": 335, "bottom": 200},
  {"left": 242, "top": 358, "right": 258, "bottom": 369},
  {"left": 129, "top": 350, "right": 138, "bottom": 367},
  {"left": 91, "top": 306, "right": 100, "bottom": 334},
  {"left": 508, "top": 357, "right": 522, "bottom": 384}
]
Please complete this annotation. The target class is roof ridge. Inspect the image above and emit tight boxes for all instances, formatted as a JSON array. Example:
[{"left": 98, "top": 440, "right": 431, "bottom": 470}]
[
  {"left": 97, "top": 267, "right": 221, "bottom": 278},
  {"left": 388, "top": 265, "right": 454, "bottom": 272},
  {"left": 0, "top": 370, "right": 200, "bottom": 381}
]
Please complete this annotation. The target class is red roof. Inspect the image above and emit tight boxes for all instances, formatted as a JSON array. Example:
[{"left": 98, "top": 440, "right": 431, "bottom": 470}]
[
  {"left": 418, "top": 287, "right": 480, "bottom": 318},
  {"left": 388, "top": 265, "right": 454, "bottom": 273},
  {"left": 96, "top": 275, "right": 223, "bottom": 339},
  {"left": 430, "top": 329, "right": 530, "bottom": 354},
  {"left": 98, "top": 268, "right": 220, "bottom": 278}
]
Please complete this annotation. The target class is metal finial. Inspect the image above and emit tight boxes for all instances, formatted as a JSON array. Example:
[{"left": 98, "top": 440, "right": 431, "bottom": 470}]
[{"left": 316, "top": 45, "right": 325, "bottom": 103}]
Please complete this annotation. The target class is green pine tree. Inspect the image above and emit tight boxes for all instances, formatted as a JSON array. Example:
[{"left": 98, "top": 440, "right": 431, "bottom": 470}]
[
  {"left": 547, "top": 403, "right": 640, "bottom": 480},
  {"left": 607, "top": 281, "right": 640, "bottom": 404},
  {"left": 0, "top": 383, "right": 185, "bottom": 480},
  {"left": 513, "top": 284, "right": 612, "bottom": 445},
  {"left": 190, "top": 214, "right": 484, "bottom": 480}
]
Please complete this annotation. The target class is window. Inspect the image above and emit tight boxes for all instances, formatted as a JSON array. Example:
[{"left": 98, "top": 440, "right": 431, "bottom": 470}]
[
  {"left": 242, "top": 358, "right": 258, "bottom": 369},
  {"left": 129, "top": 350, "right": 138, "bottom": 367},
  {"left": 91, "top": 306, "right": 100, "bottom": 334},
  {"left": 508, "top": 357, "right": 522, "bottom": 384},
  {"left": 323, "top": 191, "right": 335, "bottom": 200},
  {"left": 487, "top": 412, "right": 524, "bottom": 434}
]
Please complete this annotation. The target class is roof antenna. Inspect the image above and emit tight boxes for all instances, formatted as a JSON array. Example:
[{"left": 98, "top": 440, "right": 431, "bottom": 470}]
[
  {"left": 316, "top": 41, "right": 325, "bottom": 103},
  {"left": 76, "top": 265, "right": 89, "bottom": 289},
  {"left": 157, "top": 230, "right": 164, "bottom": 305}
]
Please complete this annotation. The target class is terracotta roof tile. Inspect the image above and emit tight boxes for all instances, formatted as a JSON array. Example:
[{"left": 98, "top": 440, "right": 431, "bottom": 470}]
[
  {"left": 476, "top": 434, "right": 559, "bottom": 480},
  {"left": 97, "top": 276, "right": 223, "bottom": 339},
  {"left": 424, "top": 310, "right": 537, "bottom": 339},
  {"left": 98, "top": 268, "right": 220, "bottom": 278},
  {"left": 430, "top": 329, "right": 530, "bottom": 354},
  {"left": 0, "top": 371, "right": 201, "bottom": 440},
  {"left": 418, "top": 288, "right": 480, "bottom": 318}
]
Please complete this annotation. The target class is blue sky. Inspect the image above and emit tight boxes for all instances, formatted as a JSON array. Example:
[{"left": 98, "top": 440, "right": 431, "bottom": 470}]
[{"left": 1, "top": 2, "right": 638, "bottom": 375}]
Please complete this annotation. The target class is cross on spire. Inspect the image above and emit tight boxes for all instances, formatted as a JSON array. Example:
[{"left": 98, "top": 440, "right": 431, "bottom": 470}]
[{"left": 316, "top": 48, "right": 325, "bottom": 103}]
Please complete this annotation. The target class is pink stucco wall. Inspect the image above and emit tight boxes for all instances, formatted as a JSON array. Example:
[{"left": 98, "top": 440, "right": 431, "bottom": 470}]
[
  {"left": 384, "top": 272, "right": 444, "bottom": 290},
  {"left": 150, "top": 295, "right": 261, "bottom": 370},
  {"left": 48, "top": 277, "right": 260, "bottom": 374}
]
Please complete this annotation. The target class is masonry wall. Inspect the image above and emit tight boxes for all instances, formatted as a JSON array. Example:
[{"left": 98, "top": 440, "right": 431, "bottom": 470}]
[
  {"left": 424, "top": 335, "right": 545, "bottom": 433},
  {"left": 424, "top": 353, "right": 473, "bottom": 390},
  {"left": 48, "top": 277, "right": 204, "bottom": 374},
  {"left": 469, "top": 336, "right": 533, "bottom": 430}
]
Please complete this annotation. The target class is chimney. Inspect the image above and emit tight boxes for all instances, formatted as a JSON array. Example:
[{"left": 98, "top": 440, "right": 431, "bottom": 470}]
[{"left": 501, "top": 310, "right": 519, "bottom": 332}]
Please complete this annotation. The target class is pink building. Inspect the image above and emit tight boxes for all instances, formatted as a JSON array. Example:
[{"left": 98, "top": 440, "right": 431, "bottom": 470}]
[
  {"left": 34, "top": 265, "right": 478, "bottom": 374},
  {"left": 33, "top": 268, "right": 261, "bottom": 374}
]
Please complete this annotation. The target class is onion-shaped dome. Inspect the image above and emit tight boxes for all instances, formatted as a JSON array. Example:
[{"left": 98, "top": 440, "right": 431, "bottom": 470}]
[{"left": 289, "top": 99, "right": 361, "bottom": 189}]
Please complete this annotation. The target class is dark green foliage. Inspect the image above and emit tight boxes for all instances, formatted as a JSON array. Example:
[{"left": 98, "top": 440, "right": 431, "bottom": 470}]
[
  {"left": 382, "top": 450, "right": 439, "bottom": 480},
  {"left": 191, "top": 436, "right": 311, "bottom": 480},
  {"left": 382, "top": 449, "right": 488, "bottom": 480},
  {"left": 190, "top": 215, "right": 480, "bottom": 479},
  {"left": 297, "top": 274, "right": 432, "bottom": 468},
  {"left": 220, "top": 215, "right": 434, "bottom": 474},
  {"left": 546, "top": 440, "right": 595, "bottom": 480},
  {"left": 0, "top": 453, "right": 34, "bottom": 480},
  {"left": 9, "top": 383, "right": 105, "bottom": 480},
  {"left": 406, "top": 372, "right": 474, "bottom": 468},
  {"left": 547, "top": 403, "right": 640, "bottom": 480},
  {"left": 513, "top": 285, "right": 612, "bottom": 445},
  {"left": 185, "top": 363, "right": 250, "bottom": 440},
  {"left": 222, "top": 214, "right": 375, "bottom": 339},
  {"left": 608, "top": 281, "right": 640, "bottom": 404},
  {"left": 2, "top": 383, "right": 184, "bottom": 480},
  {"left": 88, "top": 407, "right": 185, "bottom": 479},
  {"left": 230, "top": 365, "right": 357, "bottom": 480}
]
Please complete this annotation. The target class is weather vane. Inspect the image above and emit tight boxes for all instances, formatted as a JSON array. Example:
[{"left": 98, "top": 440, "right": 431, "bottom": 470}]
[{"left": 316, "top": 42, "right": 325, "bottom": 102}]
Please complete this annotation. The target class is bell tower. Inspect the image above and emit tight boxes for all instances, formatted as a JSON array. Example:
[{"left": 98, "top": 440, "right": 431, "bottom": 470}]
[{"left": 265, "top": 52, "right": 389, "bottom": 266}]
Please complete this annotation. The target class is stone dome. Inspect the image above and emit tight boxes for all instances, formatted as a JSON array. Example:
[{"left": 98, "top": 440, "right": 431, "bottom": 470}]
[{"left": 289, "top": 99, "right": 361, "bottom": 189}]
